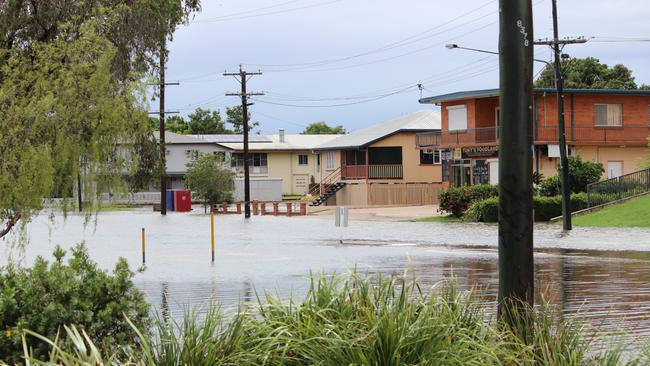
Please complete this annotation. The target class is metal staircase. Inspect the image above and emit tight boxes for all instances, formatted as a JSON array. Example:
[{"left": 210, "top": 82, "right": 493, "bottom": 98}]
[{"left": 309, "top": 167, "right": 346, "bottom": 206}]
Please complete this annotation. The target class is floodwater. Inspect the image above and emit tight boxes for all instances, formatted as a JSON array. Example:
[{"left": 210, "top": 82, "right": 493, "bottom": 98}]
[{"left": 3, "top": 209, "right": 650, "bottom": 337}]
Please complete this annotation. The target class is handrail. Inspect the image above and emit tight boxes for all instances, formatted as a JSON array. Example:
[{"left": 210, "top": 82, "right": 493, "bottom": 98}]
[
  {"left": 309, "top": 166, "right": 341, "bottom": 197},
  {"left": 586, "top": 168, "right": 650, "bottom": 207}
]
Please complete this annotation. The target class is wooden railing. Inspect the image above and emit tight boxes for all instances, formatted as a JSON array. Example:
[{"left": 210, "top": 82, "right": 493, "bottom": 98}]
[
  {"left": 342, "top": 164, "right": 403, "bottom": 179},
  {"left": 308, "top": 166, "right": 341, "bottom": 197}
]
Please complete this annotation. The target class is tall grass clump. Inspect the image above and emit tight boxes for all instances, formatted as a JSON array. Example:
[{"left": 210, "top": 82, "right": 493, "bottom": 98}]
[{"left": 6, "top": 273, "right": 650, "bottom": 365}]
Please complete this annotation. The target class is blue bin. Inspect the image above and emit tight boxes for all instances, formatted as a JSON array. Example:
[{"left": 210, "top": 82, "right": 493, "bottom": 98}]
[{"left": 166, "top": 190, "right": 175, "bottom": 211}]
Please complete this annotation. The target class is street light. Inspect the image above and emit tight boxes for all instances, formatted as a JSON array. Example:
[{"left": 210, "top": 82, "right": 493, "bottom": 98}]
[{"left": 446, "top": 43, "right": 573, "bottom": 230}]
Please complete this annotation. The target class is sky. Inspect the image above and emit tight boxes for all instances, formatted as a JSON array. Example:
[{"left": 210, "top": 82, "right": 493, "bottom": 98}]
[{"left": 157, "top": 0, "right": 650, "bottom": 134}]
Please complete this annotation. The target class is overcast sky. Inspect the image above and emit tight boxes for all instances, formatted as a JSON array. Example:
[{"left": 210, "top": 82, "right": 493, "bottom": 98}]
[{"left": 157, "top": 0, "right": 650, "bottom": 134}]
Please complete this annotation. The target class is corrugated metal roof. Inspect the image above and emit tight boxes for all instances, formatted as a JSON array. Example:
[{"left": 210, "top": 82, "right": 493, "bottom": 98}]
[
  {"left": 188, "top": 134, "right": 272, "bottom": 143},
  {"left": 151, "top": 131, "right": 233, "bottom": 150},
  {"left": 220, "top": 134, "right": 341, "bottom": 151},
  {"left": 313, "top": 110, "right": 441, "bottom": 151},
  {"left": 419, "top": 88, "right": 650, "bottom": 104}
]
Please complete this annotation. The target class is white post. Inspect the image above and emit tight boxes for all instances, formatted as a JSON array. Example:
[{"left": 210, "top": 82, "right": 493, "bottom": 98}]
[
  {"left": 342, "top": 207, "right": 349, "bottom": 227},
  {"left": 334, "top": 207, "right": 341, "bottom": 227}
]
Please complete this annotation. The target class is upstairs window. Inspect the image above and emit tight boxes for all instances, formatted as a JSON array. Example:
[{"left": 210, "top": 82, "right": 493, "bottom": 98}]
[
  {"left": 594, "top": 104, "right": 622, "bottom": 127},
  {"left": 447, "top": 105, "right": 468, "bottom": 131},
  {"left": 326, "top": 151, "right": 334, "bottom": 170},
  {"left": 298, "top": 154, "right": 308, "bottom": 165},
  {"left": 420, "top": 149, "right": 442, "bottom": 165}
]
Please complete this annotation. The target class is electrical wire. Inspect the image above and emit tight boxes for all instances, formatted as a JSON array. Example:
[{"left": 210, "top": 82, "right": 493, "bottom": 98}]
[
  {"left": 251, "top": 86, "right": 416, "bottom": 108},
  {"left": 190, "top": 0, "right": 344, "bottom": 23}
]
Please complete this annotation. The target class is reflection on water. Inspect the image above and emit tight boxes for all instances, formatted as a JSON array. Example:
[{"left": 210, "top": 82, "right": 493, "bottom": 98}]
[{"left": 3, "top": 212, "right": 650, "bottom": 337}]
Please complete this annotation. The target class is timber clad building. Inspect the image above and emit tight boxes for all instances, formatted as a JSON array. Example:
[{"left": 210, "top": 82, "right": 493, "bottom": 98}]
[
  {"left": 418, "top": 88, "right": 650, "bottom": 187},
  {"left": 313, "top": 110, "right": 443, "bottom": 206}
]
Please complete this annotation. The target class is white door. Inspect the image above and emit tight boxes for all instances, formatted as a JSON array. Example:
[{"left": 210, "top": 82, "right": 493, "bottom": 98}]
[
  {"left": 607, "top": 161, "right": 622, "bottom": 179},
  {"left": 488, "top": 160, "right": 499, "bottom": 185}
]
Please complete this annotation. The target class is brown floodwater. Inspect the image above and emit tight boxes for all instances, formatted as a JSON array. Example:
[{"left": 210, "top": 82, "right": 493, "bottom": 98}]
[{"left": 3, "top": 210, "right": 650, "bottom": 337}]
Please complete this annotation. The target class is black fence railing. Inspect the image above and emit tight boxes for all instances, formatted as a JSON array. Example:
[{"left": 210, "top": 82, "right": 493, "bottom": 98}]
[{"left": 586, "top": 168, "right": 650, "bottom": 208}]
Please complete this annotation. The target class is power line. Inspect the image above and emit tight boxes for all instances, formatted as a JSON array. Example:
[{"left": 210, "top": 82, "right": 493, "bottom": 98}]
[
  {"left": 191, "top": 0, "right": 344, "bottom": 23},
  {"left": 251, "top": 86, "right": 416, "bottom": 108}
]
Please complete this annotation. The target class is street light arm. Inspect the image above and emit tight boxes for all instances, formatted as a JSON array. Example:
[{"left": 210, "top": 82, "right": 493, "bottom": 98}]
[{"left": 446, "top": 44, "right": 552, "bottom": 66}]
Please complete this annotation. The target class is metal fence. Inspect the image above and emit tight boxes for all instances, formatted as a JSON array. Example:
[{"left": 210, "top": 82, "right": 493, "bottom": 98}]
[{"left": 586, "top": 168, "right": 650, "bottom": 208}]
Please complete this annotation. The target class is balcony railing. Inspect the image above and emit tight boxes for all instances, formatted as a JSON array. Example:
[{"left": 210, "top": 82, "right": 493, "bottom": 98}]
[
  {"left": 342, "top": 164, "right": 403, "bottom": 179},
  {"left": 436, "top": 124, "right": 650, "bottom": 147}
]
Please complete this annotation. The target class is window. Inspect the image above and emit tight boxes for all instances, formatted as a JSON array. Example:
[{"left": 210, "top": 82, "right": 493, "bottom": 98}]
[
  {"left": 326, "top": 151, "right": 334, "bottom": 170},
  {"left": 185, "top": 149, "right": 200, "bottom": 161},
  {"left": 231, "top": 153, "right": 268, "bottom": 173},
  {"left": 317, "top": 154, "right": 321, "bottom": 170},
  {"left": 594, "top": 104, "right": 622, "bottom": 127},
  {"left": 420, "top": 149, "right": 442, "bottom": 165},
  {"left": 447, "top": 105, "right": 468, "bottom": 131},
  {"left": 298, "top": 154, "right": 308, "bottom": 165}
]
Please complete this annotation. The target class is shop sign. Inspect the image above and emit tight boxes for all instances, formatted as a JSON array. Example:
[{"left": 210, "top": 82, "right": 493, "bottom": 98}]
[{"left": 461, "top": 145, "right": 499, "bottom": 159}]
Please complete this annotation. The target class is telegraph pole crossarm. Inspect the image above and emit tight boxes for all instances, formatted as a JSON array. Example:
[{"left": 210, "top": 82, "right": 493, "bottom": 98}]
[{"left": 224, "top": 66, "right": 264, "bottom": 219}]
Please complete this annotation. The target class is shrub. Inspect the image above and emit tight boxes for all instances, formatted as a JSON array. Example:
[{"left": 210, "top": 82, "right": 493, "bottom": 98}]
[
  {"left": 464, "top": 193, "right": 590, "bottom": 222},
  {"left": 538, "top": 175, "right": 561, "bottom": 197},
  {"left": 439, "top": 184, "right": 498, "bottom": 217},
  {"left": 185, "top": 153, "right": 235, "bottom": 205},
  {"left": 568, "top": 156, "right": 605, "bottom": 193},
  {"left": 0, "top": 244, "right": 150, "bottom": 364}
]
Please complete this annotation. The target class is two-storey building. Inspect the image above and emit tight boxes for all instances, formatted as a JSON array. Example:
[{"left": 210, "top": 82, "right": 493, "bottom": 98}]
[
  {"left": 312, "top": 110, "right": 442, "bottom": 206},
  {"left": 418, "top": 88, "right": 650, "bottom": 187}
]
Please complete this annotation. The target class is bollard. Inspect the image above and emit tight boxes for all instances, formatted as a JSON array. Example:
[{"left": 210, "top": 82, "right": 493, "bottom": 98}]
[
  {"left": 210, "top": 211, "right": 215, "bottom": 262},
  {"left": 300, "top": 202, "right": 307, "bottom": 215},
  {"left": 261, "top": 202, "right": 267, "bottom": 215},
  {"left": 273, "top": 202, "right": 279, "bottom": 216},
  {"left": 286, "top": 202, "right": 292, "bottom": 217},
  {"left": 141, "top": 227, "right": 146, "bottom": 264},
  {"left": 342, "top": 206, "right": 349, "bottom": 227},
  {"left": 236, "top": 203, "right": 242, "bottom": 214},
  {"left": 252, "top": 200, "right": 259, "bottom": 215},
  {"left": 334, "top": 207, "right": 341, "bottom": 227},
  {"left": 221, "top": 202, "right": 228, "bottom": 214}
]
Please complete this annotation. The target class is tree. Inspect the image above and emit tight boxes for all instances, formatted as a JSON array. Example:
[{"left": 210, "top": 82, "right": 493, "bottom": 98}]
[
  {"left": 185, "top": 153, "right": 235, "bottom": 206},
  {"left": 186, "top": 108, "right": 230, "bottom": 134},
  {"left": 226, "top": 105, "right": 259, "bottom": 133},
  {"left": 0, "top": 2, "right": 201, "bottom": 239},
  {"left": 302, "top": 122, "right": 346, "bottom": 134},
  {"left": 166, "top": 115, "right": 190, "bottom": 133},
  {"left": 535, "top": 57, "right": 638, "bottom": 89}
]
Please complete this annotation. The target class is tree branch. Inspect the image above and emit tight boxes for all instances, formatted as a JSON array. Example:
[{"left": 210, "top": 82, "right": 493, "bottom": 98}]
[{"left": 0, "top": 213, "right": 21, "bottom": 239}]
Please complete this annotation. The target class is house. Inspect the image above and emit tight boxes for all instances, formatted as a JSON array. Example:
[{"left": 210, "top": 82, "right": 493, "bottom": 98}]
[
  {"left": 312, "top": 110, "right": 442, "bottom": 206},
  {"left": 152, "top": 131, "right": 233, "bottom": 189},
  {"left": 193, "top": 131, "right": 340, "bottom": 196},
  {"left": 418, "top": 88, "right": 650, "bottom": 187}
]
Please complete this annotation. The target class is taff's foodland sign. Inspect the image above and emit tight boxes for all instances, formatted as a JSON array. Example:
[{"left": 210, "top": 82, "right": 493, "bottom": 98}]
[{"left": 461, "top": 145, "right": 499, "bottom": 159}]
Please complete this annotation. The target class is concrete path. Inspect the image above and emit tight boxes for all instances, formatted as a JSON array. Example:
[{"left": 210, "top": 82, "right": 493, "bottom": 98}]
[{"left": 308, "top": 204, "right": 441, "bottom": 221}]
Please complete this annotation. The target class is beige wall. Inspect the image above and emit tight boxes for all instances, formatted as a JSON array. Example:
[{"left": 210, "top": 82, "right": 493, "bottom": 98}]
[
  {"left": 317, "top": 150, "right": 342, "bottom": 179},
  {"left": 369, "top": 132, "right": 442, "bottom": 183},
  {"left": 575, "top": 146, "right": 647, "bottom": 177},
  {"left": 334, "top": 182, "right": 368, "bottom": 206},
  {"left": 246, "top": 150, "right": 321, "bottom": 195}
]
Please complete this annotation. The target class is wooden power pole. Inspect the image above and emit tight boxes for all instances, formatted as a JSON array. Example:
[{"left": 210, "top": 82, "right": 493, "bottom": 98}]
[
  {"left": 497, "top": 0, "right": 535, "bottom": 322},
  {"left": 534, "top": 0, "right": 587, "bottom": 231},
  {"left": 224, "top": 66, "right": 264, "bottom": 219}
]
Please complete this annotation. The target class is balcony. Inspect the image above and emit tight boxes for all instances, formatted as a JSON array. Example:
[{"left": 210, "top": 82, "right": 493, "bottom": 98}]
[
  {"left": 342, "top": 164, "right": 403, "bottom": 179},
  {"left": 431, "top": 125, "right": 650, "bottom": 147}
]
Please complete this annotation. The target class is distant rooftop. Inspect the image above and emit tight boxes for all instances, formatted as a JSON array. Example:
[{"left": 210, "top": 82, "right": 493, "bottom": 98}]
[
  {"left": 188, "top": 134, "right": 272, "bottom": 143},
  {"left": 419, "top": 88, "right": 650, "bottom": 104},
  {"left": 220, "top": 133, "right": 340, "bottom": 151},
  {"left": 314, "top": 110, "right": 441, "bottom": 151}
]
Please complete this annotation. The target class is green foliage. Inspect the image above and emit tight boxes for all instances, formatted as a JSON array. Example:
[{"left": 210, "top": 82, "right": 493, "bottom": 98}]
[
  {"left": 464, "top": 193, "right": 589, "bottom": 222},
  {"left": 438, "top": 185, "right": 499, "bottom": 216},
  {"left": 125, "top": 132, "right": 162, "bottom": 192},
  {"left": 0, "top": 244, "right": 150, "bottom": 364},
  {"left": 301, "top": 121, "right": 346, "bottom": 134},
  {"left": 538, "top": 175, "right": 561, "bottom": 197},
  {"left": 186, "top": 108, "right": 230, "bottom": 134},
  {"left": 226, "top": 105, "right": 259, "bottom": 134},
  {"left": 568, "top": 156, "right": 605, "bottom": 193},
  {"left": 184, "top": 153, "right": 235, "bottom": 205},
  {"left": 535, "top": 57, "right": 639, "bottom": 89},
  {"left": 14, "top": 273, "right": 649, "bottom": 365},
  {"left": 574, "top": 194, "right": 650, "bottom": 228}
]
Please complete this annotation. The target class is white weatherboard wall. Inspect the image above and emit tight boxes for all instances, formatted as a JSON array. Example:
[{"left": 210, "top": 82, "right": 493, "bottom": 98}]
[{"left": 234, "top": 178, "right": 283, "bottom": 202}]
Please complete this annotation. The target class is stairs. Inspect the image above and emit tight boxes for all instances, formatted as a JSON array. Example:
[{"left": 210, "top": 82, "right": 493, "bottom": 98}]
[{"left": 311, "top": 182, "right": 346, "bottom": 206}]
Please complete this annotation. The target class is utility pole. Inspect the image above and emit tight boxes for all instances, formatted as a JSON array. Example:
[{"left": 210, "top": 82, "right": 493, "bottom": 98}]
[
  {"left": 497, "top": 0, "right": 535, "bottom": 324},
  {"left": 224, "top": 66, "right": 264, "bottom": 219},
  {"left": 534, "top": 1, "right": 587, "bottom": 231},
  {"left": 156, "top": 40, "right": 180, "bottom": 216}
]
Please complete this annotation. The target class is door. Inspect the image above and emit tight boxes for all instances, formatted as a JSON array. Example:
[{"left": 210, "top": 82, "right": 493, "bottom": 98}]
[
  {"left": 607, "top": 161, "right": 622, "bottom": 179},
  {"left": 292, "top": 174, "right": 309, "bottom": 195},
  {"left": 488, "top": 159, "right": 499, "bottom": 185}
]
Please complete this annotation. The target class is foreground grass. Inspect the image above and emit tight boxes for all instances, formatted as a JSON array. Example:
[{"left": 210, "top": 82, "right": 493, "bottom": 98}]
[
  {"left": 574, "top": 194, "right": 650, "bottom": 228},
  {"left": 412, "top": 215, "right": 462, "bottom": 222},
  {"left": 8, "top": 274, "right": 650, "bottom": 365}
]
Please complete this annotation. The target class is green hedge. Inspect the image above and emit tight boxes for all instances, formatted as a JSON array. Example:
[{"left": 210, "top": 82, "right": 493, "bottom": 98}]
[
  {"left": 439, "top": 184, "right": 499, "bottom": 216},
  {"left": 465, "top": 193, "right": 589, "bottom": 222}
]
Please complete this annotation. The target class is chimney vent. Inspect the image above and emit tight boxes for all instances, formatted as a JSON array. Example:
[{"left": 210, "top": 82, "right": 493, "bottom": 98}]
[{"left": 279, "top": 129, "right": 285, "bottom": 143}]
